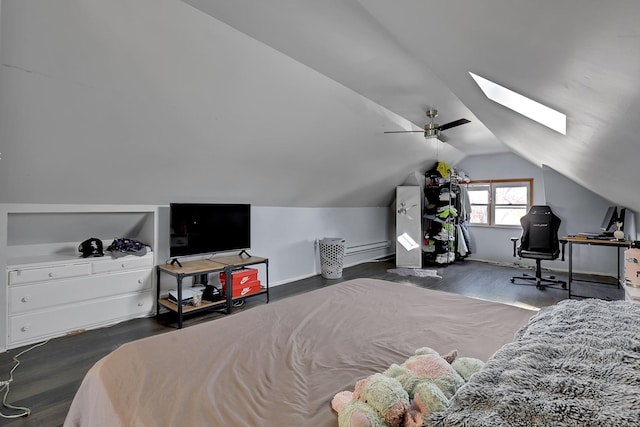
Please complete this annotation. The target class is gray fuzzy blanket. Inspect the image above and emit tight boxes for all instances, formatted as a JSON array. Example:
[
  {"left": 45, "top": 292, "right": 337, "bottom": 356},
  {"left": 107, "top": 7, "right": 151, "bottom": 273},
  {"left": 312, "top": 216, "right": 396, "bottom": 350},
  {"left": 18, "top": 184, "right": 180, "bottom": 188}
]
[{"left": 428, "top": 299, "right": 640, "bottom": 426}]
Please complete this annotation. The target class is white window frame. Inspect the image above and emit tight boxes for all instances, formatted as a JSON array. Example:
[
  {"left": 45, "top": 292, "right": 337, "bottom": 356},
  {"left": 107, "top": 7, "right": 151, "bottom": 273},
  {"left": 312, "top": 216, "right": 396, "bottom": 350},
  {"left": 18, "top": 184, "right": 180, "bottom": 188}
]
[{"left": 467, "top": 179, "right": 533, "bottom": 226}]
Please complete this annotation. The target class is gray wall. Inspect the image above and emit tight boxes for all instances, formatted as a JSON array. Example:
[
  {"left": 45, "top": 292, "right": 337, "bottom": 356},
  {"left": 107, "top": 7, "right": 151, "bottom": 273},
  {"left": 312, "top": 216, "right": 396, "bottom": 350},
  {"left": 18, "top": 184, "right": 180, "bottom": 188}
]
[
  {"left": 156, "top": 205, "right": 392, "bottom": 288},
  {"left": 457, "top": 153, "right": 624, "bottom": 276},
  {"left": 0, "top": 1, "right": 397, "bottom": 287}
]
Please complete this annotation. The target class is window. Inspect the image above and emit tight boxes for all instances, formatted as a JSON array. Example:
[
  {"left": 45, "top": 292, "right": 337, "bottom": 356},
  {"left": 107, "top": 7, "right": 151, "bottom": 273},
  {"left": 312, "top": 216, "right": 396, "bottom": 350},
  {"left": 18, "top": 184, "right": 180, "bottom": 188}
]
[{"left": 467, "top": 179, "right": 533, "bottom": 226}]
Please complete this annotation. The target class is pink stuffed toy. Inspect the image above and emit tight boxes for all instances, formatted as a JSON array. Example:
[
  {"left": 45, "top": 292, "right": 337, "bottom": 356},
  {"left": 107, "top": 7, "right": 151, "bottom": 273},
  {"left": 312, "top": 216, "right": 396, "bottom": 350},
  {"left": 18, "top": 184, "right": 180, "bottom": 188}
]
[{"left": 331, "top": 391, "right": 389, "bottom": 427}]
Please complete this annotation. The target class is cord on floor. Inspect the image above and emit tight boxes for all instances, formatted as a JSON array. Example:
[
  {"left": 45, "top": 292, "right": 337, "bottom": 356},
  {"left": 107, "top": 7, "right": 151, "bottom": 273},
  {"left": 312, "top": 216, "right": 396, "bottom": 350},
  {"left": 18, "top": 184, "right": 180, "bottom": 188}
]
[{"left": 0, "top": 340, "right": 49, "bottom": 419}]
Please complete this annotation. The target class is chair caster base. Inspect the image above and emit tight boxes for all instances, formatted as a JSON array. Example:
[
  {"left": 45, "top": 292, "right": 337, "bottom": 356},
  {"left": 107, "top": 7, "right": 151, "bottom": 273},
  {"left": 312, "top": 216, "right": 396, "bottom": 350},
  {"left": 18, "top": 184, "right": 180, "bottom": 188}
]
[{"left": 511, "top": 274, "right": 567, "bottom": 291}]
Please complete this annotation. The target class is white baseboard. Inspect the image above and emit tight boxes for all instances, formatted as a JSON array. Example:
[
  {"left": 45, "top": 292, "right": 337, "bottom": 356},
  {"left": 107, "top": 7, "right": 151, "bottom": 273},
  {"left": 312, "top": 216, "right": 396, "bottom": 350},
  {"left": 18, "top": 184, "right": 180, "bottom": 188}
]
[{"left": 269, "top": 251, "right": 394, "bottom": 287}]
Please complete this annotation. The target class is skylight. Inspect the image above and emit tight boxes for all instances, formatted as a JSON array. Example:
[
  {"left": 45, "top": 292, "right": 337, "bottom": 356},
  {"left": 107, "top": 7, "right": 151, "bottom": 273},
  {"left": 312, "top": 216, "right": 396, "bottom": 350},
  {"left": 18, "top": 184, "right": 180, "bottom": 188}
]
[{"left": 469, "top": 72, "right": 566, "bottom": 135}]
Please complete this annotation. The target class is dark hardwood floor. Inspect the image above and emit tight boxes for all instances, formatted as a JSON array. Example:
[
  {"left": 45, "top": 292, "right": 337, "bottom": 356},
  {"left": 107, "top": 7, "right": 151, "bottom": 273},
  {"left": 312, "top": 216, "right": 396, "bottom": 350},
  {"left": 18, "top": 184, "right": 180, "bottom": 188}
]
[{"left": 0, "top": 258, "right": 624, "bottom": 426}]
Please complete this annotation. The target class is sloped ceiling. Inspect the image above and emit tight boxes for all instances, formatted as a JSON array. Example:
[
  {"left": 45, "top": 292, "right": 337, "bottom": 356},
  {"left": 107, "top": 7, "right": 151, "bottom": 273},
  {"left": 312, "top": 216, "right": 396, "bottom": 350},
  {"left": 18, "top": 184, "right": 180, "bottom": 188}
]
[
  {"left": 184, "top": 0, "right": 640, "bottom": 212},
  {"left": 0, "top": 0, "right": 467, "bottom": 207},
  {"left": 1, "top": 1, "right": 639, "bottom": 210}
]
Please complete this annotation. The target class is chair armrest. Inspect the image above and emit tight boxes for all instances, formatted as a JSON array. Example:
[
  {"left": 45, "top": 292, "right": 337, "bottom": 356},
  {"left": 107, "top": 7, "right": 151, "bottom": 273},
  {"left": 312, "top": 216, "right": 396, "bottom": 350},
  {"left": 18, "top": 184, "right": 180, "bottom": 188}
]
[{"left": 510, "top": 237, "right": 519, "bottom": 257}]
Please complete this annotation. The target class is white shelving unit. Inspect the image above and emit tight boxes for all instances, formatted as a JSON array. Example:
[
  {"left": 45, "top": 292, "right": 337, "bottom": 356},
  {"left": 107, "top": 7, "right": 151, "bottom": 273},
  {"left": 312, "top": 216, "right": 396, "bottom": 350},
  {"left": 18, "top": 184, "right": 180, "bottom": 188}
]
[{"left": 0, "top": 204, "right": 159, "bottom": 351}]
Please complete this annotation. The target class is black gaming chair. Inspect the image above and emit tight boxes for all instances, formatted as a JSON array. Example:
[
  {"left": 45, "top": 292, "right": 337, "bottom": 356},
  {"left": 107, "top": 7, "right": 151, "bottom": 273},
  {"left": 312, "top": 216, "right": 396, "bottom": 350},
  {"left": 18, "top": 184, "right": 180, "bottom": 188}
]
[{"left": 510, "top": 205, "right": 567, "bottom": 290}]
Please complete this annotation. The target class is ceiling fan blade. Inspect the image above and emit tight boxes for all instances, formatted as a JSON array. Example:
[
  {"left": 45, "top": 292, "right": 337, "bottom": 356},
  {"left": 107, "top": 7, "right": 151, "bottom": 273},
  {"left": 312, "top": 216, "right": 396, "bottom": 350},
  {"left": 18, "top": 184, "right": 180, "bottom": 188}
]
[
  {"left": 383, "top": 130, "right": 425, "bottom": 134},
  {"left": 437, "top": 133, "right": 449, "bottom": 143},
  {"left": 437, "top": 118, "right": 470, "bottom": 131}
]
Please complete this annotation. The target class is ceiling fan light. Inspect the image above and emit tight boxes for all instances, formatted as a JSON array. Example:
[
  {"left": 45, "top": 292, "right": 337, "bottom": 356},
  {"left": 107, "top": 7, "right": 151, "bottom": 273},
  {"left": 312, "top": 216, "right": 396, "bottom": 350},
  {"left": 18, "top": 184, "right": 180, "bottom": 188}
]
[{"left": 424, "top": 128, "right": 440, "bottom": 139}]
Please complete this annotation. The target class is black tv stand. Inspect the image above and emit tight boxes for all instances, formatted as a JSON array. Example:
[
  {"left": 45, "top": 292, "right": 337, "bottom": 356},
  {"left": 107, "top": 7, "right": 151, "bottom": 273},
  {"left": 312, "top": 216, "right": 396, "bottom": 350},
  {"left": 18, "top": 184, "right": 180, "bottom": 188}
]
[
  {"left": 238, "top": 249, "right": 251, "bottom": 258},
  {"left": 170, "top": 258, "right": 183, "bottom": 268}
]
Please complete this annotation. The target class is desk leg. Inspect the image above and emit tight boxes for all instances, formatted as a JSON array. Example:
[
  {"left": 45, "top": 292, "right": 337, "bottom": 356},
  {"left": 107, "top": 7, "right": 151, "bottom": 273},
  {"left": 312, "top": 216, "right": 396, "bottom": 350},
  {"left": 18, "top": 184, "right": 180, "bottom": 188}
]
[
  {"left": 266, "top": 259, "right": 270, "bottom": 303},
  {"left": 568, "top": 242, "right": 573, "bottom": 298},
  {"left": 177, "top": 275, "right": 183, "bottom": 329}
]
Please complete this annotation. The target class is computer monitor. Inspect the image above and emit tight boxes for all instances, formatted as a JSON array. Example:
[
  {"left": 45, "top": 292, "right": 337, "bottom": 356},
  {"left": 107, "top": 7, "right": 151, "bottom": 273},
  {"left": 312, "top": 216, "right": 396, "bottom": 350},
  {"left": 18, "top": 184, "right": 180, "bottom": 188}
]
[
  {"left": 619, "top": 208, "right": 627, "bottom": 231},
  {"left": 600, "top": 206, "right": 619, "bottom": 233}
]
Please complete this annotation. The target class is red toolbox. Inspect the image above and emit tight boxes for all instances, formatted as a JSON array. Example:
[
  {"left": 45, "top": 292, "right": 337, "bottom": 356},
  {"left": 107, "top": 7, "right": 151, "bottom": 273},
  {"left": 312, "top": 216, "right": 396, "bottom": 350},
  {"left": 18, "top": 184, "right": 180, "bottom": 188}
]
[{"left": 220, "top": 268, "right": 261, "bottom": 297}]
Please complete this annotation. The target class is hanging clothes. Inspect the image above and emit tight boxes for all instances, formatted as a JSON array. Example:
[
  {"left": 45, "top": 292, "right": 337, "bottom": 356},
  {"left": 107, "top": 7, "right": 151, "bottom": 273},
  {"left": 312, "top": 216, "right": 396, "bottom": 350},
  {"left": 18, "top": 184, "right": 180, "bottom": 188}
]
[
  {"left": 459, "top": 221, "right": 472, "bottom": 254},
  {"left": 456, "top": 224, "right": 469, "bottom": 257},
  {"left": 458, "top": 185, "right": 471, "bottom": 222}
]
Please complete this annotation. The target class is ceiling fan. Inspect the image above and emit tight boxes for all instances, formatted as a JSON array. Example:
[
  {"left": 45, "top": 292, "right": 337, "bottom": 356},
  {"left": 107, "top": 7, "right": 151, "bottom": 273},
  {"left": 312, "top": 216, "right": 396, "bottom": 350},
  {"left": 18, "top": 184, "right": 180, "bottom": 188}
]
[{"left": 384, "top": 109, "right": 470, "bottom": 142}]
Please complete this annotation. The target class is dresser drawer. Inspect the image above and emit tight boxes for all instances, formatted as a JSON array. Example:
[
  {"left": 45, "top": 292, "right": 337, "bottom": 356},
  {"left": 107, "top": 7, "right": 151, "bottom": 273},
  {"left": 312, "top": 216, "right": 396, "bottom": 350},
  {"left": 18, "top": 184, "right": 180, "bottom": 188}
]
[
  {"left": 8, "top": 291, "right": 154, "bottom": 347},
  {"left": 8, "top": 263, "right": 90, "bottom": 285},
  {"left": 91, "top": 254, "right": 153, "bottom": 274},
  {"left": 9, "top": 270, "right": 152, "bottom": 314}
]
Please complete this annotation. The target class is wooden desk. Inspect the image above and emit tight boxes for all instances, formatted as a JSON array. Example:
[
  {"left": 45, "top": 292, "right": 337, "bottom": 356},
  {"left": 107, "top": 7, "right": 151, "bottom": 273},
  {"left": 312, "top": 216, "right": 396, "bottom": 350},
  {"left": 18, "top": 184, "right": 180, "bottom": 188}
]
[
  {"left": 561, "top": 236, "right": 631, "bottom": 299},
  {"left": 157, "top": 255, "right": 269, "bottom": 328}
]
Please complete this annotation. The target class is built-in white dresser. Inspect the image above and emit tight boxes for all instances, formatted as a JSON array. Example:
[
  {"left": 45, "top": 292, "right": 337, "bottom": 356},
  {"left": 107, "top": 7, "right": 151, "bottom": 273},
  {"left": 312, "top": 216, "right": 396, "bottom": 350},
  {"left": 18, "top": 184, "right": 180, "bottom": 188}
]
[
  {"left": 0, "top": 204, "right": 158, "bottom": 351},
  {"left": 7, "top": 252, "right": 154, "bottom": 348}
]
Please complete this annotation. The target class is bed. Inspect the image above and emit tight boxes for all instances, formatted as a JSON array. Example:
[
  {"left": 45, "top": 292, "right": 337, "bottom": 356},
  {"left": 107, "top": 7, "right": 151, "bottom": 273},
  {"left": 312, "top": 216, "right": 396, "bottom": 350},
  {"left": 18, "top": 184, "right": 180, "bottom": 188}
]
[
  {"left": 63, "top": 278, "right": 536, "bottom": 427},
  {"left": 429, "top": 297, "right": 640, "bottom": 426}
]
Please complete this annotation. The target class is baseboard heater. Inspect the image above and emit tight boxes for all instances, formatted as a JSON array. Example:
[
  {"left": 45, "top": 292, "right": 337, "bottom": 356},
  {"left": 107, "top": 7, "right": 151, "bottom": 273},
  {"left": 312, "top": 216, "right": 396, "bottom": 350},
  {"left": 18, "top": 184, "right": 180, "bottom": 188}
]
[{"left": 344, "top": 240, "right": 391, "bottom": 256}]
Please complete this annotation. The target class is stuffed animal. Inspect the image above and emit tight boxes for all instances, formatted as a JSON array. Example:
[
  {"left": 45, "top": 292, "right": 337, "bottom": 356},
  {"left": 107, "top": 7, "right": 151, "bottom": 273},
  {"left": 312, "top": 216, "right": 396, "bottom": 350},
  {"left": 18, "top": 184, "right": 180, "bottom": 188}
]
[
  {"left": 405, "top": 382, "right": 450, "bottom": 427},
  {"left": 331, "top": 391, "right": 389, "bottom": 427},
  {"left": 331, "top": 348, "right": 486, "bottom": 427},
  {"left": 353, "top": 373, "right": 410, "bottom": 427},
  {"left": 400, "top": 349, "right": 485, "bottom": 427},
  {"left": 331, "top": 373, "right": 409, "bottom": 427},
  {"left": 451, "top": 357, "right": 485, "bottom": 382},
  {"left": 404, "top": 348, "right": 465, "bottom": 397},
  {"left": 385, "top": 347, "right": 465, "bottom": 400},
  {"left": 380, "top": 347, "right": 464, "bottom": 427}
]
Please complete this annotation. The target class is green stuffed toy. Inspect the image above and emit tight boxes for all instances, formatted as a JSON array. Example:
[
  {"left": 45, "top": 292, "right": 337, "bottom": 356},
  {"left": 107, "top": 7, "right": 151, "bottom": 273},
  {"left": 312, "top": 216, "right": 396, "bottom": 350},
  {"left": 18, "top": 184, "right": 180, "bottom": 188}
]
[
  {"left": 380, "top": 347, "right": 460, "bottom": 427},
  {"left": 331, "top": 373, "right": 410, "bottom": 427},
  {"left": 451, "top": 356, "right": 486, "bottom": 382},
  {"left": 331, "top": 347, "right": 486, "bottom": 427},
  {"left": 386, "top": 347, "right": 466, "bottom": 400},
  {"left": 353, "top": 373, "right": 410, "bottom": 427}
]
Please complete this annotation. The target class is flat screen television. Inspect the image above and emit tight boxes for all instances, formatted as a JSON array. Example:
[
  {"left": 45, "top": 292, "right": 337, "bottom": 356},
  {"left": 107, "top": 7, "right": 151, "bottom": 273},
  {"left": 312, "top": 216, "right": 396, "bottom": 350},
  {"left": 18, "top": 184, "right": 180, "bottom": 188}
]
[{"left": 170, "top": 203, "right": 251, "bottom": 258}]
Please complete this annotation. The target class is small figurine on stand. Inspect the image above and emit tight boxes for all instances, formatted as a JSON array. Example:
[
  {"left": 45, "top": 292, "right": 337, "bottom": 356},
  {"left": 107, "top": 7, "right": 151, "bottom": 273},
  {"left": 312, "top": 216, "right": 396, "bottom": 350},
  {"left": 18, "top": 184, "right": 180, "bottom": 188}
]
[{"left": 613, "top": 221, "right": 625, "bottom": 241}]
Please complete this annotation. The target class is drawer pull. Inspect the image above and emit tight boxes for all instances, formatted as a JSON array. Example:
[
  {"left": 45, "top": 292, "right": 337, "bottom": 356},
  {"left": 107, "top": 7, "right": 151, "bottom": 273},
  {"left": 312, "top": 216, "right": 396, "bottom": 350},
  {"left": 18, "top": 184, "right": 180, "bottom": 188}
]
[
  {"left": 138, "top": 279, "right": 143, "bottom": 284},
  {"left": 48, "top": 272, "right": 54, "bottom": 277},
  {"left": 138, "top": 302, "right": 144, "bottom": 307},
  {"left": 21, "top": 324, "right": 31, "bottom": 332},
  {"left": 21, "top": 296, "right": 31, "bottom": 303},
  {"left": 121, "top": 263, "right": 126, "bottom": 268}
]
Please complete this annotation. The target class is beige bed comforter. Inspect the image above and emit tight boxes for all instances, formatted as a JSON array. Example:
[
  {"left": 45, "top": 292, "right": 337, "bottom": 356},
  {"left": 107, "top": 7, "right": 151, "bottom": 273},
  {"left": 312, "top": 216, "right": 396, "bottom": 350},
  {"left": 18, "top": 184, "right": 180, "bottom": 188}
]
[{"left": 63, "top": 278, "right": 534, "bottom": 427}]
